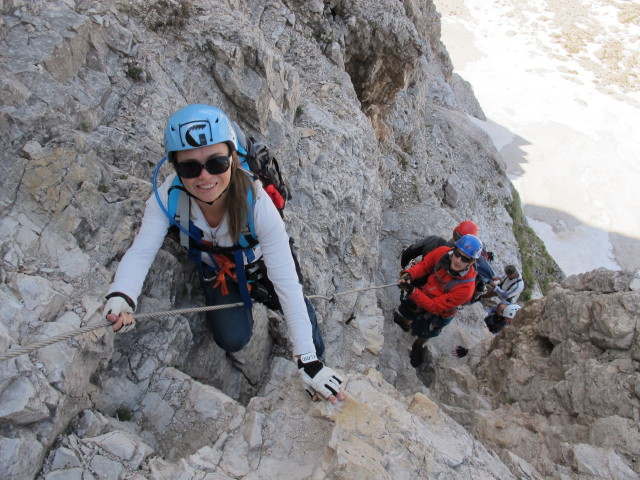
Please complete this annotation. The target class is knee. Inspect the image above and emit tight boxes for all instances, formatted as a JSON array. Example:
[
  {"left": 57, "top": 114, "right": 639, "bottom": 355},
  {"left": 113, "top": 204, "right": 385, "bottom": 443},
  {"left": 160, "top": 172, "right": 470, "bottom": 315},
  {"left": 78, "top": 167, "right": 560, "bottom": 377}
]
[
  {"left": 213, "top": 333, "right": 250, "bottom": 353},
  {"left": 424, "top": 328, "right": 442, "bottom": 339},
  {"left": 204, "top": 309, "right": 253, "bottom": 353},
  {"left": 398, "top": 300, "right": 417, "bottom": 318}
]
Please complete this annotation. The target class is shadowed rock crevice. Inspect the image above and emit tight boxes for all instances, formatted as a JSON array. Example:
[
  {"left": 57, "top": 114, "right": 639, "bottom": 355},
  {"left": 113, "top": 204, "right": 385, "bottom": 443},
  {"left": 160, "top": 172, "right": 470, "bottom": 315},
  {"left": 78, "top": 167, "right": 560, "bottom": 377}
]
[
  {"left": 326, "top": 1, "right": 425, "bottom": 131},
  {"left": 536, "top": 335, "right": 556, "bottom": 357}
]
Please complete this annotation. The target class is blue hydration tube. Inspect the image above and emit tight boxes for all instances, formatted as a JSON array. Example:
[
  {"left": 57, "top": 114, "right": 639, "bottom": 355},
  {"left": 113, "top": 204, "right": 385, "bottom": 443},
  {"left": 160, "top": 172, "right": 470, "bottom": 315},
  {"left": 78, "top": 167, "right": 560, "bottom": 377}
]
[{"left": 152, "top": 155, "right": 195, "bottom": 241}]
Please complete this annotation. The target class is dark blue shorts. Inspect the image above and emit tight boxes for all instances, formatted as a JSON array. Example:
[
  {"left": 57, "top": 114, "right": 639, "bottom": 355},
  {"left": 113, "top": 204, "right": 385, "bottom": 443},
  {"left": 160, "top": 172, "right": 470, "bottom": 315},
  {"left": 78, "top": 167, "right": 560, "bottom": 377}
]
[{"left": 201, "top": 277, "right": 324, "bottom": 358}]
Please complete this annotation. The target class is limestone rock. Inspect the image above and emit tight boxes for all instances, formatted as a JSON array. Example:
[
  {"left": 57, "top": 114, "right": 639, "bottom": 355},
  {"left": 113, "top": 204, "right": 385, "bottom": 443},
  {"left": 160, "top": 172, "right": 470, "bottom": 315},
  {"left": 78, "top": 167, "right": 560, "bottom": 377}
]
[
  {"left": 45, "top": 360, "right": 516, "bottom": 479},
  {"left": 0, "top": 434, "right": 44, "bottom": 480},
  {"left": 0, "top": 1, "right": 619, "bottom": 479},
  {"left": 10, "top": 274, "right": 66, "bottom": 323},
  {"left": 0, "top": 375, "right": 51, "bottom": 424},
  {"left": 431, "top": 269, "right": 640, "bottom": 478},
  {"left": 83, "top": 431, "right": 153, "bottom": 469},
  {"left": 449, "top": 72, "right": 487, "bottom": 121}
]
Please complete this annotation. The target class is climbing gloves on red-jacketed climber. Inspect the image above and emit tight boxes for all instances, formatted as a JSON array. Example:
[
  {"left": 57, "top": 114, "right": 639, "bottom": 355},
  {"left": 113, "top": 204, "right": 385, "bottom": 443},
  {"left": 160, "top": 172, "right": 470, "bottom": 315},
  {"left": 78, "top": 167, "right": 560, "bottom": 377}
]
[{"left": 398, "top": 272, "right": 414, "bottom": 294}]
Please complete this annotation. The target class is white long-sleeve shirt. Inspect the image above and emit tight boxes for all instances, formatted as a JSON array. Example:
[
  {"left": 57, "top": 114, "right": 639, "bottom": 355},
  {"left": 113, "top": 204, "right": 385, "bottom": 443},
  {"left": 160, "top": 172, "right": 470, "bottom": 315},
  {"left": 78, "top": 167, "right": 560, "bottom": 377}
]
[
  {"left": 494, "top": 273, "right": 524, "bottom": 303},
  {"left": 108, "top": 173, "right": 315, "bottom": 356}
]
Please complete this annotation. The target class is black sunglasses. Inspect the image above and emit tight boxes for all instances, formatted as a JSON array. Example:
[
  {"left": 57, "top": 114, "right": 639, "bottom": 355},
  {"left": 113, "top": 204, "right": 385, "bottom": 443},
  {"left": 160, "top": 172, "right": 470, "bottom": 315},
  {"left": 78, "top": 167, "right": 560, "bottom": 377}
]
[
  {"left": 174, "top": 155, "right": 230, "bottom": 179},
  {"left": 453, "top": 249, "right": 473, "bottom": 263}
]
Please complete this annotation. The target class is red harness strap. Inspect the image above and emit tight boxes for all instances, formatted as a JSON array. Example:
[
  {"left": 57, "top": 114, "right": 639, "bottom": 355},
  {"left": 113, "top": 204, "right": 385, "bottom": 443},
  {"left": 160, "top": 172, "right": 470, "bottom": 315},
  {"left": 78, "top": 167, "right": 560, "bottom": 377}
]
[{"left": 211, "top": 254, "right": 237, "bottom": 296}]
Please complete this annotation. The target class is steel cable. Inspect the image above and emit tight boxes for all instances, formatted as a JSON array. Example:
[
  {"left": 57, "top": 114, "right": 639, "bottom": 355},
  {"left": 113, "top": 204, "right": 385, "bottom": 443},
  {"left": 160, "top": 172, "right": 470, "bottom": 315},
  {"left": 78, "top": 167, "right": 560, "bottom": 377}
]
[{"left": 0, "top": 282, "right": 399, "bottom": 361}]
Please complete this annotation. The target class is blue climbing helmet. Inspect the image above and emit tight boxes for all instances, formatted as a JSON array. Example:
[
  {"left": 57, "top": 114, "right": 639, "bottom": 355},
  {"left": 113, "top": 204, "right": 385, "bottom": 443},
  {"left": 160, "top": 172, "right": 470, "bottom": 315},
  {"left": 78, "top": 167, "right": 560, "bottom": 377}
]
[
  {"left": 454, "top": 234, "right": 483, "bottom": 259},
  {"left": 163, "top": 104, "right": 238, "bottom": 158}
]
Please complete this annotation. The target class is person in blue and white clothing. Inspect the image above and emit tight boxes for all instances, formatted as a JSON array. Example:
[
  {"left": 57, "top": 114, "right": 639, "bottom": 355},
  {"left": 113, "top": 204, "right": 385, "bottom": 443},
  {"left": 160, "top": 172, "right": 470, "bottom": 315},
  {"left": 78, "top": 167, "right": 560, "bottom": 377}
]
[
  {"left": 101, "top": 104, "right": 345, "bottom": 404},
  {"left": 486, "top": 264, "right": 524, "bottom": 304}
]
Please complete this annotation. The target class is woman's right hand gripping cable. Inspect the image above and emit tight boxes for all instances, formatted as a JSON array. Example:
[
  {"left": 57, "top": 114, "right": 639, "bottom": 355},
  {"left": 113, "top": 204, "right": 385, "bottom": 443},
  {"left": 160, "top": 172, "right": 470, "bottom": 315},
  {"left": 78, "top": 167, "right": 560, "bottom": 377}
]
[
  {"left": 102, "top": 292, "right": 136, "bottom": 333},
  {"left": 298, "top": 353, "right": 345, "bottom": 404}
]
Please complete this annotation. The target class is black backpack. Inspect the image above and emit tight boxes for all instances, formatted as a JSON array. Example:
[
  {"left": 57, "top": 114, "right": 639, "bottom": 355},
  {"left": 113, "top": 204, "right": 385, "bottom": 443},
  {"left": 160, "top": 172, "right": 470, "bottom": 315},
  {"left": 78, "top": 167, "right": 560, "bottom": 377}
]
[
  {"left": 400, "top": 235, "right": 449, "bottom": 269},
  {"left": 233, "top": 122, "right": 291, "bottom": 218},
  {"left": 232, "top": 123, "right": 303, "bottom": 305}
]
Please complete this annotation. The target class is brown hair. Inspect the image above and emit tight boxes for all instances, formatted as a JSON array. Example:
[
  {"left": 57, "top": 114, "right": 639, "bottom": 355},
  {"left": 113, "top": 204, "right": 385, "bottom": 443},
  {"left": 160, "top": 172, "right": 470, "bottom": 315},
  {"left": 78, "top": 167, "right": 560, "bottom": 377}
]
[
  {"left": 505, "top": 265, "right": 518, "bottom": 276},
  {"left": 226, "top": 151, "right": 254, "bottom": 243}
]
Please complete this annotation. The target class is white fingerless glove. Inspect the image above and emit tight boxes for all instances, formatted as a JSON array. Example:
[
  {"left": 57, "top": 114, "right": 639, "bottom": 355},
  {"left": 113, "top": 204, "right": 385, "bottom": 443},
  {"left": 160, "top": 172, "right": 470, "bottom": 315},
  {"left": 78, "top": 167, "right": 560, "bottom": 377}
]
[
  {"left": 298, "top": 353, "right": 345, "bottom": 400},
  {"left": 103, "top": 293, "right": 135, "bottom": 333}
]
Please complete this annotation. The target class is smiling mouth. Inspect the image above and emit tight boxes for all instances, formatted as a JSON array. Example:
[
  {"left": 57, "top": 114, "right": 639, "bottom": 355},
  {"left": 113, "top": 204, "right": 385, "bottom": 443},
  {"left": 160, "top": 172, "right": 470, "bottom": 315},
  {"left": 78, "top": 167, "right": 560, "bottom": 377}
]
[{"left": 197, "top": 183, "right": 217, "bottom": 190}]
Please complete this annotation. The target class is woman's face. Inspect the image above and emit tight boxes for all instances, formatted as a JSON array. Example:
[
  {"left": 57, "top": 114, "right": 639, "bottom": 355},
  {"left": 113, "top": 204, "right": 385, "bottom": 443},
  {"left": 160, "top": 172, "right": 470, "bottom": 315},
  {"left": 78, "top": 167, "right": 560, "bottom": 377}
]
[{"left": 175, "top": 143, "right": 232, "bottom": 204}]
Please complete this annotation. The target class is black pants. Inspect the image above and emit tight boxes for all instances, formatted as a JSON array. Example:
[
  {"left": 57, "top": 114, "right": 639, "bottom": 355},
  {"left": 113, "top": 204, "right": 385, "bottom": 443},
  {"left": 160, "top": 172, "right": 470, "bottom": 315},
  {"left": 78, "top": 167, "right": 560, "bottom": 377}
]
[
  {"left": 398, "top": 297, "right": 453, "bottom": 340},
  {"left": 484, "top": 313, "right": 506, "bottom": 335}
]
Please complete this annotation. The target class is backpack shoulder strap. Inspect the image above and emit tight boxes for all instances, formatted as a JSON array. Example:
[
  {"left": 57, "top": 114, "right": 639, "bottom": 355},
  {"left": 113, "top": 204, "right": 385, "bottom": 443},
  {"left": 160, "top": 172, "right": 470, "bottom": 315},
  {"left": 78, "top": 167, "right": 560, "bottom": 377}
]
[
  {"left": 434, "top": 250, "right": 476, "bottom": 292},
  {"left": 238, "top": 180, "right": 258, "bottom": 249},
  {"left": 177, "top": 190, "right": 190, "bottom": 248},
  {"left": 167, "top": 176, "right": 192, "bottom": 248}
]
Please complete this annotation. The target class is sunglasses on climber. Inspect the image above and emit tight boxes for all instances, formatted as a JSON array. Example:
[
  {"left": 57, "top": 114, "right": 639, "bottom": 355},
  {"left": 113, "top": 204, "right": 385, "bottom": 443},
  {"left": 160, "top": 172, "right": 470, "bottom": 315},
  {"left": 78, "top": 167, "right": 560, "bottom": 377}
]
[
  {"left": 174, "top": 155, "right": 230, "bottom": 179},
  {"left": 453, "top": 249, "right": 473, "bottom": 264}
]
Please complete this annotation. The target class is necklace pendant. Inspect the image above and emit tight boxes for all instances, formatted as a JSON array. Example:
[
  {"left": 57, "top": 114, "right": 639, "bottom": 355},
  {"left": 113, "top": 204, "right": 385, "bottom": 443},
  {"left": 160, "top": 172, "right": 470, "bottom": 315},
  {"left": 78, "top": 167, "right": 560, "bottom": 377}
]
[{"left": 210, "top": 224, "right": 221, "bottom": 246}]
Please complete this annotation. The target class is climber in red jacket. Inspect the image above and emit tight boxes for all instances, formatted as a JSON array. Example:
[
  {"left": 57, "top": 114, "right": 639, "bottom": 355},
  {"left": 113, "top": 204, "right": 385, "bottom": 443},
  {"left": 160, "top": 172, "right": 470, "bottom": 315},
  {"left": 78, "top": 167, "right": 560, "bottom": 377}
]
[{"left": 394, "top": 234, "right": 482, "bottom": 367}]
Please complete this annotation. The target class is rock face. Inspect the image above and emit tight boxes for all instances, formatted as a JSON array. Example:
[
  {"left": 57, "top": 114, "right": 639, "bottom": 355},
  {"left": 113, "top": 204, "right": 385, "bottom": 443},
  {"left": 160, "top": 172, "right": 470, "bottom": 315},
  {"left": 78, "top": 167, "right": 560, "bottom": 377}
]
[
  {"left": 431, "top": 269, "right": 640, "bottom": 479},
  {"left": 35, "top": 361, "right": 518, "bottom": 480},
  {"left": 0, "top": 1, "right": 634, "bottom": 480}
]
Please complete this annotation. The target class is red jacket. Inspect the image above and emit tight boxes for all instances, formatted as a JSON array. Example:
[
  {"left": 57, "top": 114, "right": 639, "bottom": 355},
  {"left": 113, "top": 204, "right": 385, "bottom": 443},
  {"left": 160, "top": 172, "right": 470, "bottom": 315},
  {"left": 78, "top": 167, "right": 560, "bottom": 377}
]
[{"left": 405, "top": 246, "right": 476, "bottom": 317}]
